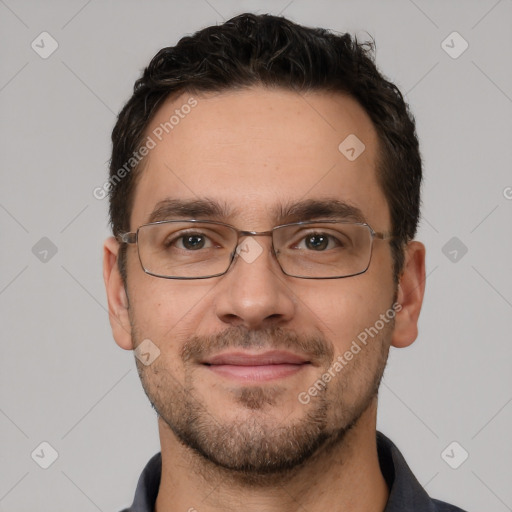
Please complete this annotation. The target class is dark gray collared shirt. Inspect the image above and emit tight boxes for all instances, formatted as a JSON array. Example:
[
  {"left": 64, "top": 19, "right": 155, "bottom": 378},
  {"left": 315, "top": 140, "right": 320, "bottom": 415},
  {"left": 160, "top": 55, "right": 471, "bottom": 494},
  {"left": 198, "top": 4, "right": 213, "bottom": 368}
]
[{"left": 120, "top": 431, "right": 467, "bottom": 512}]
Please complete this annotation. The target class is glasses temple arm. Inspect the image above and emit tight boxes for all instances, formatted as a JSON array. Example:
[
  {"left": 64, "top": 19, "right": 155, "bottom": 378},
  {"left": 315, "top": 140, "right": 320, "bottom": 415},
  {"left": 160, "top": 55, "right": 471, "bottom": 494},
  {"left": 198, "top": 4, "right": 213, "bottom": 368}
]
[{"left": 116, "top": 232, "right": 137, "bottom": 244}]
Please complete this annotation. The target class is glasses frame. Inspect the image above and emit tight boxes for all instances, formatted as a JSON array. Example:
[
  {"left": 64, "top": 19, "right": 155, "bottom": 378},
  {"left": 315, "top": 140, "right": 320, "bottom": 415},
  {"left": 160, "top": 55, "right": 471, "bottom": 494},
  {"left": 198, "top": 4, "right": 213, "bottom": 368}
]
[{"left": 117, "top": 219, "right": 395, "bottom": 280}]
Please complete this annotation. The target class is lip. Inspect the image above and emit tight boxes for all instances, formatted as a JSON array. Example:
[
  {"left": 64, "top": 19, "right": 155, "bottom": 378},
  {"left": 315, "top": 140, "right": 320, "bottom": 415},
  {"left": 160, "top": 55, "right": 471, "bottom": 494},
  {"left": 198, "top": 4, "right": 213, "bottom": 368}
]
[
  {"left": 202, "top": 350, "right": 310, "bottom": 366},
  {"left": 201, "top": 350, "right": 311, "bottom": 382}
]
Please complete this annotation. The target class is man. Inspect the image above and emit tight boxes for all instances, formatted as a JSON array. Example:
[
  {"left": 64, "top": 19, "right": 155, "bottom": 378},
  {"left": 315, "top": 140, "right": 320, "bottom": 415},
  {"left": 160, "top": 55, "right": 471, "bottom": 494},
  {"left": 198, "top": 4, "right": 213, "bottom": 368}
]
[{"left": 103, "top": 13, "right": 467, "bottom": 512}]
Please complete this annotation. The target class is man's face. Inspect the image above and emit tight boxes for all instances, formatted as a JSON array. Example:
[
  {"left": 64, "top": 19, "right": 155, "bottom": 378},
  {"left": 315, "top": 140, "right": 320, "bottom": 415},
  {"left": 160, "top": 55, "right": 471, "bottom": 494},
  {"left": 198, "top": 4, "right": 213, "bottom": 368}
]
[{"left": 120, "top": 87, "right": 398, "bottom": 476}]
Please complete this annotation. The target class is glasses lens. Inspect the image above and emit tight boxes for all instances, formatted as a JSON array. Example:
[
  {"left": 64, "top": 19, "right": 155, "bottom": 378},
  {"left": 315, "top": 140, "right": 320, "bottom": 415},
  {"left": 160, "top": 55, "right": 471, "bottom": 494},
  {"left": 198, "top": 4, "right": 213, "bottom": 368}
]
[
  {"left": 273, "top": 222, "right": 372, "bottom": 278},
  {"left": 137, "top": 221, "right": 236, "bottom": 278}
]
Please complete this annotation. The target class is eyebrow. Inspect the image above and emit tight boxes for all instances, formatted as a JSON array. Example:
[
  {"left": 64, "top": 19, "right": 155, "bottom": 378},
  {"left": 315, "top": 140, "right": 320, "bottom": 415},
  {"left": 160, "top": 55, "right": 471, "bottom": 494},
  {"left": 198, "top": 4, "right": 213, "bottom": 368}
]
[{"left": 146, "top": 197, "right": 368, "bottom": 225}]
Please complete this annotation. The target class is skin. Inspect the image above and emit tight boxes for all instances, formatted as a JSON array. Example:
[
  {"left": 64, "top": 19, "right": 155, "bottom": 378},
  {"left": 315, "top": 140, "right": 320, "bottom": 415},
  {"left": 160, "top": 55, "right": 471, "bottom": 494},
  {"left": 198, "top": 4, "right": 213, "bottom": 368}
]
[{"left": 103, "top": 87, "right": 426, "bottom": 512}]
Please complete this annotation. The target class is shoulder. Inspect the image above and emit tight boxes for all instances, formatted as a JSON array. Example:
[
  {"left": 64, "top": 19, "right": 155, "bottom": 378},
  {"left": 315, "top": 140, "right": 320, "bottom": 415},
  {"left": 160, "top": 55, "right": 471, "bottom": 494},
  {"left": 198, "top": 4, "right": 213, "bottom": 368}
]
[{"left": 432, "top": 498, "right": 468, "bottom": 512}]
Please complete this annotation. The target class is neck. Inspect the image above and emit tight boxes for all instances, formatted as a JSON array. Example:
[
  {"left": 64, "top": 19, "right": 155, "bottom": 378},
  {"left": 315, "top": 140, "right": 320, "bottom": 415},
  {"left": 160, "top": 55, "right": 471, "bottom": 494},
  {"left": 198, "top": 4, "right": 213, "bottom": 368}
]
[{"left": 155, "top": 400, "right": 389, "bottom": 512}]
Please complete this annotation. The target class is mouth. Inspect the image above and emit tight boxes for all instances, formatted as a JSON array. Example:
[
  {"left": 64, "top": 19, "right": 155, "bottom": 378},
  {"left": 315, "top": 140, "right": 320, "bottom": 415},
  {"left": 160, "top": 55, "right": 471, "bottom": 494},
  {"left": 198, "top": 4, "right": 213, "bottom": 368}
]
[{"left": 201, "top": 350, "right": 312, "bottom": 382}]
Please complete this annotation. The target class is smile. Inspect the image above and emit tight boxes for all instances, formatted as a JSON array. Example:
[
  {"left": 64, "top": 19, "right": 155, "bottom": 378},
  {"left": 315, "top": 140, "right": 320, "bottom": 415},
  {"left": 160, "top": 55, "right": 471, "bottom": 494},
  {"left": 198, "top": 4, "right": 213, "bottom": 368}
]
[{"left": 201, "top": 350, "right": 312, "bottom": 382}]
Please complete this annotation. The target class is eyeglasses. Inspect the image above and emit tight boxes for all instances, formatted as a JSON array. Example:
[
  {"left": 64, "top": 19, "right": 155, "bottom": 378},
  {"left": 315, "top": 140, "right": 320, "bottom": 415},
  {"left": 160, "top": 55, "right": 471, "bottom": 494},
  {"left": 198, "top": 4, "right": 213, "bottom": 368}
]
[{"left": 117, "top": 219, "right": 395, "bottom": 280}]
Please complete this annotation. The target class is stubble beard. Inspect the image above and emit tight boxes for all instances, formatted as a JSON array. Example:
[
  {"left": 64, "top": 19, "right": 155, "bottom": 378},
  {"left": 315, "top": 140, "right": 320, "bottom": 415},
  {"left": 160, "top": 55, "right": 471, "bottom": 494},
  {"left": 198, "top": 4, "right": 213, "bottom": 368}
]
[{"left": 133, "top": 319, "right": 392, "bottom": 485}]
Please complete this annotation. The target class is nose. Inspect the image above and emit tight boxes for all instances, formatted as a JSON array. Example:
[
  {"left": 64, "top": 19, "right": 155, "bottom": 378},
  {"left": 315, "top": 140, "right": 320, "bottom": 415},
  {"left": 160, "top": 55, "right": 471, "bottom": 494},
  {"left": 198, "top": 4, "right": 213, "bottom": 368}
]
[{"left": 213, "top": 235, "right": 296, "bottom": 330}]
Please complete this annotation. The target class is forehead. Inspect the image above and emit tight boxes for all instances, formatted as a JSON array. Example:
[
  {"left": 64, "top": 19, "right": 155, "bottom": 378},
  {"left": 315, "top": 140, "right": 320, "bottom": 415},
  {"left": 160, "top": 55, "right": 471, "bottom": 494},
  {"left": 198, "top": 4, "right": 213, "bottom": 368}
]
[{"left": 130, "top": 87, "right": 389, "bottom": 231}]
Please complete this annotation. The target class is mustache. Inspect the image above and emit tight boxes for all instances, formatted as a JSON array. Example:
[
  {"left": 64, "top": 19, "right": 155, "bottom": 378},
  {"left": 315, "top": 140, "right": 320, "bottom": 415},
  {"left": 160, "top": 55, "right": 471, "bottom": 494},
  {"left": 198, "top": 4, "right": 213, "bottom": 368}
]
[{"left": 180, "top": 324, "right": 334, "bottom": 366}]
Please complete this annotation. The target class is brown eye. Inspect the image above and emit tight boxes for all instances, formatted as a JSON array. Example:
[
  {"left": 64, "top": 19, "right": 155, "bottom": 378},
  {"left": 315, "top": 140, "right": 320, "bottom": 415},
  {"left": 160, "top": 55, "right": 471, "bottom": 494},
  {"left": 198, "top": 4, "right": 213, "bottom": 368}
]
[
  {"left": 305, "top": 234, "right": 329, "bottom": 251},
  {"left": 164, "top": 232, "right": 213, "bottom": 250},
  {"left": 179, "top": 234, "right": 206, "bottom": 250},
  {"left": 294, "top": 231, "right": 343, "bottom": 251}
]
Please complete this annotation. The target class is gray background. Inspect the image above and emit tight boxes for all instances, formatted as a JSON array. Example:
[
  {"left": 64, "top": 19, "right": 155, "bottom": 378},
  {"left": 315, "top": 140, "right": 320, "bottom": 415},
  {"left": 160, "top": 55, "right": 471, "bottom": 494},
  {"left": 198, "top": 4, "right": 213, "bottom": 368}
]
[{"left": 1, "top": 0, "right": 511, "bottom": 510}]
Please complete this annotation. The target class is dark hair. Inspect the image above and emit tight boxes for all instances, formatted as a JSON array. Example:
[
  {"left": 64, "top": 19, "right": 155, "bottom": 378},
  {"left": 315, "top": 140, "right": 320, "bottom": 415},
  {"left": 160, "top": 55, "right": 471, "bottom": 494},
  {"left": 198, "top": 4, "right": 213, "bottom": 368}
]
[{"left": 109, "top": 12, "right": 422, "bottom": 285}]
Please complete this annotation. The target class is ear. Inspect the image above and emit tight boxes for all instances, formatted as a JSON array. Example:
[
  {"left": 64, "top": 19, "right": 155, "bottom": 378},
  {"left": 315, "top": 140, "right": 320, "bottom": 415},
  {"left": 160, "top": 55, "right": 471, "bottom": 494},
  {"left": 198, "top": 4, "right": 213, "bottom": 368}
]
[
  {"left": 103, "top": 236, "right": 133, "bottom": 350},
  {"left": 391, "top": 241, "right": 426, "bottom": 348}
]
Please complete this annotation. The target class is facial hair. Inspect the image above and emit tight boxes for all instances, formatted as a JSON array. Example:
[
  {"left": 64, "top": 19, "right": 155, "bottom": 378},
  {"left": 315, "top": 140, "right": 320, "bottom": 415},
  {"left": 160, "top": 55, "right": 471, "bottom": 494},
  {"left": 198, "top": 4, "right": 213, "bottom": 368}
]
[{"left": 132, "top": 313, "right": 393, "bottom": 484}]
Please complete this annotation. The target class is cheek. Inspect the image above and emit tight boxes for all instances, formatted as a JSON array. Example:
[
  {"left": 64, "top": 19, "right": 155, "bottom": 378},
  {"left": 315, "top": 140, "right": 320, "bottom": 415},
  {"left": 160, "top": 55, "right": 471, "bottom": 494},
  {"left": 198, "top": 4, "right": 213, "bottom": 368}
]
[
  {"left": 127, "top": 271, "right": 214, "bottom": 344},
  {"left": 300, "top": 277, "right": 394, "bottom": 356}
]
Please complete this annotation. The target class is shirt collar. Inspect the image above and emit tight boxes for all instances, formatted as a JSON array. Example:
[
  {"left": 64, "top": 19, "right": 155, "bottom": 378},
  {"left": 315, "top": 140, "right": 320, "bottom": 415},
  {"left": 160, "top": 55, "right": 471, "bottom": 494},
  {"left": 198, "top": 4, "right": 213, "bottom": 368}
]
[{"left": 376, "top": 431, "right": 437, "bottom": 511}]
